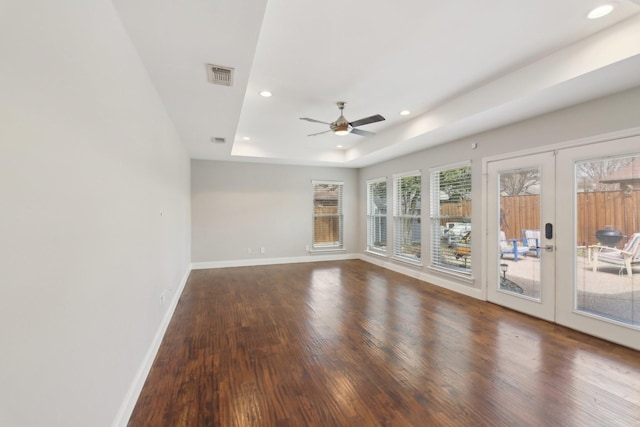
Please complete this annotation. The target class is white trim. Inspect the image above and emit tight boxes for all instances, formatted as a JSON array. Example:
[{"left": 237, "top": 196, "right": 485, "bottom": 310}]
[
  {"left": 112, "top": 266, "right": 191, "bottom": 427},
  {"left": 365, "top": 248, "right": 387, "bottom": 257},
  {"left": 311, "top": 179, "right": 344, "bottom": 185},
  {"left": 308, "top": 248, "right": 346, "bottom": 254},
  {"left": 392, "top": 169, "right": 421, "bottom": 179},
  {"left": 366, "top": 176, "right": 387, "bottom": 185},
  {"left": 191, "top": 253, "right": 360, "bottom": 270},
  {"left": 428, "top": 159, "right": 471, "bottom": 174},
  {"left": 426, "top": 265, "right": 474, "bottom": 283},
  {"left": 360, "top": 253, "right": 483, "bottom": 300},
  {"left": 392, "top": 255, "right": 423, "bottom": 267},
  {"left": 481, "top": 126, "right": 640, "bottom": 174}
]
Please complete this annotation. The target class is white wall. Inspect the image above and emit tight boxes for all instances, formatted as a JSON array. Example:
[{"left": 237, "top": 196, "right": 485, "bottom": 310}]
[
  {"left": 358, "top": 86, "right": 640, "bottom": 294},
  {"left": 192, "top": 160, "right": 358, "bottom": 265},
  {"left": 0, "top": 1, "right": 191, "bottom": 426}
]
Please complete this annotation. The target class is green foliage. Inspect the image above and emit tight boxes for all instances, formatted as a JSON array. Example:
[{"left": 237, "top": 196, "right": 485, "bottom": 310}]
[
  {"left": 439, "top": 166, "right": 471, "bottom": 201},
  {"left": 399, "top": 176, "right": 421, "bottom": 215}
]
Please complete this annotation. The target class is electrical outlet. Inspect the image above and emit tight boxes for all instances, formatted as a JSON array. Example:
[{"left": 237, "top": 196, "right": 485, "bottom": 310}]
[
  {"left": 248, "top": 248, "right": 252, "bottom": 254},
  {"left": 305, "top": 245, "right": 310, "bottom": 251},
  {"left": 260, "top": 247, "right": 265, "bottom": 254}
]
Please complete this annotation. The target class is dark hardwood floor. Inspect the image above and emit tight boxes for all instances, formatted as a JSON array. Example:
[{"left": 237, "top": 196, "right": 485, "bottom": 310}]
[{"left": 128, "top": 260, "right": 640, "bottom": 426}]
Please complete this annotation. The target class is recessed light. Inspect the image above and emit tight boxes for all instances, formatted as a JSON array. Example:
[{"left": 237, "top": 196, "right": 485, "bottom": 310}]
[
  {"left": 242, "top": 136, "right": 251, "bottom": 141},
  {"left": 400, "top": 110, "right": 411, "bottom": 116},
  {"left": 336, "top": 145, "right": 344, "bottom": 149},
  {"left": 588, "top": 4, "right": 614, "bottom": 19},
  {"left": 259, "top": 90, "right": 272, "bottom": 97}
]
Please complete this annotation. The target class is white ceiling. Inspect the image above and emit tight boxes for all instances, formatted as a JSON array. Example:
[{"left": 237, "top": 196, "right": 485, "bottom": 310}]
[{"left": 113, "top": 0, "right": 640, "bottom": 168}]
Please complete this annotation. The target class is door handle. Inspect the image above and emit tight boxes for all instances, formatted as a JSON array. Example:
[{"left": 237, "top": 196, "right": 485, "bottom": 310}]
[{"left": 544, "top": 245, "right": 554, "bottom": 252}]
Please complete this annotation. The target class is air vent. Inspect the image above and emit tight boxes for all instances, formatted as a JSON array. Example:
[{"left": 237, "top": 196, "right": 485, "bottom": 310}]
[
  {"left": 206, "top": 64, "right": 234, "bottom": 86},
  {"left": 211, "top": 137, "right": 226, "bottom": 144}
]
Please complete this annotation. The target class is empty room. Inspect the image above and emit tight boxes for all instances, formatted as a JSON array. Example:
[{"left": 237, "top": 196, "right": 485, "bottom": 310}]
[{"left": 2, "top": 1, "right": 640, "bottom": 426}]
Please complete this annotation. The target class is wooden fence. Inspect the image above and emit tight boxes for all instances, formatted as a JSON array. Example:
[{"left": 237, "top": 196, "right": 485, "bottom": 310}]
[
  {"left": 441, "top": 190, "right": 640, "bottom": 246},
  {"left": 575, "top": 190, "right": 640, "bottom": 246},
  {"left": 314, "top": 206, "right": 340, "bottom": 244}
]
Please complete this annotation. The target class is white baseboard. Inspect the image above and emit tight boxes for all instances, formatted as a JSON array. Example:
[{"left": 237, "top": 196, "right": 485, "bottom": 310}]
[
  {"left": 191, "top": 252, "right": 359, "bottom": 270},
  {"left": 359, "top": 253, "right": 484, "bottom": 300},
  {"left": 111, "top": 266, "right": 191, "bottom": 427}
]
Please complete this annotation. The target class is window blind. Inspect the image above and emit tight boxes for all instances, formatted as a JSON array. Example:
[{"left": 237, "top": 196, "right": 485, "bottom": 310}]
[
  {"left": 393, "top": 171, "right": 421, "bottom": 263},
  {"left": 312, "top": 181, "right": 343, "bottom": 249},
  {"left": 367, "top": 177, "right": 387, "bottom": 253},
  {"left": 430, "top": 163, "right": 472, "bottom": 274}
]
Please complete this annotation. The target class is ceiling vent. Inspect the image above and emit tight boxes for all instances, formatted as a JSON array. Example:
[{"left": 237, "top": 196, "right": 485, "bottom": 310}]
[
  {"left": 211, "top": 137, "right": 226, "bottom": 144},
  {"left": 206, "top": 64, "right": 234, "bottom": 87}
]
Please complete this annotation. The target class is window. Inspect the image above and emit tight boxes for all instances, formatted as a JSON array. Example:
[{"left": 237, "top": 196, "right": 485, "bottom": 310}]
[
  {"left": 430, "top": 162, "right": 472, "bottom": 274},
  {"left": 312, "top": 181, "right": 343, "bottom": 249},
  {"left": 393, "top": 171, "right": 421, "bottom": 263},
  {"left": 367, "top": 178, "right": 387, "bottom": 253}
]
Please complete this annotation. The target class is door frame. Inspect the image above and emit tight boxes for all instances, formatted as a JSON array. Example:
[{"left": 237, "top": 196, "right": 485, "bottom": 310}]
[{"left": 481, "top": 126, "right": 640, "bottom": 350}]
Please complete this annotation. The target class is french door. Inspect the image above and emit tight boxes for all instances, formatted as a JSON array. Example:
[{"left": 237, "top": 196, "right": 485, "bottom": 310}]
[
  {"left": 487, "top": 152, "right": 556, "bottom": 321},
  {"left": 487, "top": 136, "right": 640, "bottom": 351},
  {"left": 556, "top": 136, "right": 639, "bottom": 350}
]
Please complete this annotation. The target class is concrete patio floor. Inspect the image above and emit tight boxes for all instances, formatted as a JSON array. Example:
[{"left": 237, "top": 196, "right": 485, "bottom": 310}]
[{"left": 499, "top": 253, "right": 640, "bottom": 326}]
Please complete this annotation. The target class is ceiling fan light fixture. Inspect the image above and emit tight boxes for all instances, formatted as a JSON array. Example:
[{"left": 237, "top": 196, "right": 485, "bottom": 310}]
[{"left": 333, "top": 123, "right": 352, "bottom": 135}]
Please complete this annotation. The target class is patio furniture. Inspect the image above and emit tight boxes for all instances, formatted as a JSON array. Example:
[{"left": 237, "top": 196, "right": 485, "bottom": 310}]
[
  {"left": 454, "top": 231, "right": 471, "bottom": 267},
  {"left": 590, "top": 232, "right": 640, "bottom": 277},
  {"left": 500, "top": 231, "right": 529, "bottom": 262},
  {"left": 521, "top": 229, "right": 541, "bottom": 258}
]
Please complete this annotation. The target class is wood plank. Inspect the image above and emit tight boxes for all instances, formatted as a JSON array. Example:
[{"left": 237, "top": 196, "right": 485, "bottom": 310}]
[{"left": 128, "top": 260, "right": 640, "bottom": 426}]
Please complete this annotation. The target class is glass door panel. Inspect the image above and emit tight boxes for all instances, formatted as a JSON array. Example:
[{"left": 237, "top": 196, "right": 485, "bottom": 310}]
[
  {"left": 498, "top": 167, "right": 542, "bottom": 300},
  {"left": 487, "top": 152, "right": 555, "bottom": 322},
  {"left": 575, "top": 154, "right": 640, "bottom": 326},
  {"left": 556, "top": 135, "right": 640, "bottom": 351}
]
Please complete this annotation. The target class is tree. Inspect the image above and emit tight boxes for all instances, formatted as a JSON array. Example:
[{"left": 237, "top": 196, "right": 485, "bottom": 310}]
[
  {"left": 397, "top": 175, "right": 421, "bottom": 258},
  {"left": 576, "top": 158, "right": 631, "bottom": 191},
  {"left": 399, "top": 176, "right": 421, "bottom": 215},
  {"left": 439, "top": 167, "right": 472, "bottom": 201},
  {"left": 500, "top": 169, "right": 539, "bottom": 196}
]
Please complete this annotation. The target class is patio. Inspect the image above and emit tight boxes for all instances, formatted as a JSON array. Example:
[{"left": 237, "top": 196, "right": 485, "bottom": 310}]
[{"left": 499, "top": 252, "right": 640, "bottom": 326}]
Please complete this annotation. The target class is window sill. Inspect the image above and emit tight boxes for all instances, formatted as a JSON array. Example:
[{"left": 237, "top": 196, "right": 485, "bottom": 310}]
[
  {"left": 427, "top": 265, "right": 474, "bottom": 285},
  {"left": 392, "top": 256, "right": 423, "bottom": 267},
  {"left": 365, "top": 249, "right": 387, "bottom": 258},
  {"left": 309, "top": 248, "right": 345, "bottom": 254}
]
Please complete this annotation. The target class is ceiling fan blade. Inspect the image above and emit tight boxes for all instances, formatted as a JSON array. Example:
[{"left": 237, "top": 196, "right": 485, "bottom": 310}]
[
  {"left": 300, "top": 117, "right": 330, "bottom": 125},
  {"left": 350, "top": 128, "right": 376, "bottom": 137},
  {"left": 349, "top": 114, "right": 385, "bottom": 128},
  {"left": 308, "top": 130, "right": 332, "bottom": 137}
]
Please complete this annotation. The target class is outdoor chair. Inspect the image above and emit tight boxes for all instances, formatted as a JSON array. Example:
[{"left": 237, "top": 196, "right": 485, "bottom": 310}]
[
  {"left": 500, "top": 231, "right": 529, "bottom": 262},
  {"left": 521, "top": 229, "right": 541, "bottom": 258},
  {"left": 454, "top": 231, "right": 471, "bottom": 267},
  {"left": 590, "top": 232, "right": 640, "bottom": 277}
]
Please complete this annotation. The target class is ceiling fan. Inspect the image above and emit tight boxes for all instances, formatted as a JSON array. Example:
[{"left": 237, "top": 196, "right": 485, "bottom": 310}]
[{"left": 300, "top": 102, "right": 385, "bottom": 137}]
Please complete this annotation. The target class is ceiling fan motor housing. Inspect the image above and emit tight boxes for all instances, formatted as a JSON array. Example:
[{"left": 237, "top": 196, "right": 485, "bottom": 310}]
[{"left": 331, "top": 115, "right": 352, "bottom": 135}]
